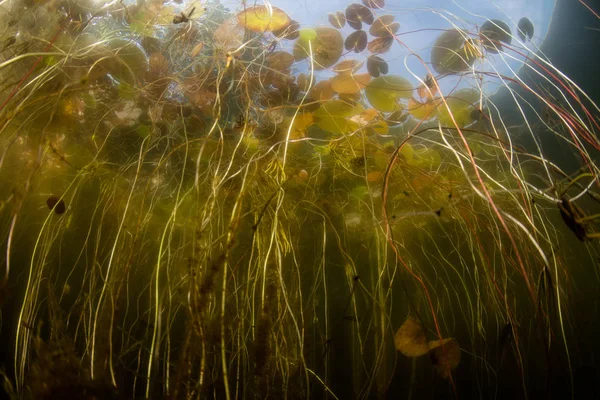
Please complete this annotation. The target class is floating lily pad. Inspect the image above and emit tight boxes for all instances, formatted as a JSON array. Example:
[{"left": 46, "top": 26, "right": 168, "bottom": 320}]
[
  {"left": 386, "top": 110, "right": 408, "bottom": 126},
  {"left": 345, "top": 30, "right": 368, "bottom": 53},
  {"left": 368, "top": 36, "right": 394, "bottom": 54},
  {"left": 237, "top": 5, "right": 291, "bottom": 32},
  {"left": 365, "top": 75, "right": 413, "bottom": 112},
  {"left": 314, "top": 100, "right": 365, "bottom": 134},
  {"left": 346, "top": 3, "right": 374, "bottom": 30},
  {"left": 431, "top": 29, "right": 478, "bottom": 74},
  {"left": 331, "top": 73, "right": 371, "bottom": 94},
  {"left": 367, "top": 55, "right": 388, "bottom": 77},
  {"left": 394, "top": 317, "right": 430, "bottom": 357},
  {"left": 370, "top": 15, "right": 399, "bottom": 37},
  {"left": 293, "top": 27, "right": 343, "bottom": 69},
  {"left": 437, "top": 88, "right": 479, "bottom": 127},
  {"left": 479, "top": 19, "right": 511, "bottom": 53},
  {"left": 328, "top": 11, "right": 346, "bottom": 29},
  {"left": 296, "top": 73, "right": 311, "bottom": 91},
  {"left": 267, "top": 51, "right": 295, "bottom": 70},
  {"left": 333, "top": 59, "right": 364, "bottom": 75},
  {"left": 408, "top": 97, "right": 441, "bottom": 120},
  {"left": 362, "top": 0, "right": 385, "bottom": 8},
  {"left": 308, "top": 80, "right": 334, "bottom": 101},
  {"left": 273, "top": 20, "right": 300, "bottom": 40},
  {"left": 517, "top": 17, "right": 534, "bottom": 41}
]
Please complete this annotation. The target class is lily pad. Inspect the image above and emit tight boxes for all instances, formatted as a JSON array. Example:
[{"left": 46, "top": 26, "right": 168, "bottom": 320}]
[
  {"left": 293, "top": 27, "right": 343, "bottom": 69},
  {"left": 314, "top": 100, "right": 365, "bottom": 134},
  {"left": 237, "top": 5, "right": 291, "bottom": 32},
  {"left": 437, "top": 88, "right": 479, "bottom": 127},
  {"left": 333, "top": 59, "right": 364, "bottom": 75},
  {"left": 362, "top": 0, "right": 384, "bottom": 8},
  {"left": 368, "top": 36, "right": 394, "bottom": 54},
  {"left": 346, "top": 3, "right": 374, "bottom": 30},
  {"left": 431, "top": 29, "right": 478, "bottom": 74},
  {"left": 331, "top": 73, "right": 371, "bottom": 94},
  {"left": 365, "top": 75, "right": 413, "bottom": 112},
  {"left": 367, "top": 55, "right": 388, "bottom": 77},
  {"left": 370, "top": 15, "right": 399, "bottom": 37},
  {"left": 273, "top": 20, "right": 300, "bottom": 40},
  {"left": 328, "top": 11, "right": 346, "bottom": 29},
  {"left": 517, "top": 17, "right": 534, "bottom": 41},
  {"left": 345, "top": 30, "right": 368, "bottom": 53},
  {"left": 479, "top": 19, "right": 511, "bottom": 53}
]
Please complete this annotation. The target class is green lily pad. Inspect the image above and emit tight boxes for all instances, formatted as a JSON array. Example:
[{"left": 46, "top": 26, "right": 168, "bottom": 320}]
[
  {"left": 365, "top": 75, "right": 413, "bottom": 112},
  {"left": 314, "top": 100, "right": 365, "bottom": 134}
]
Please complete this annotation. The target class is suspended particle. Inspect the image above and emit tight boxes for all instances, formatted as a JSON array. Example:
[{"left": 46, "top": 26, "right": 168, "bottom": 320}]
[
  {"left": 367, "top": 55, "right": 388, "bottom": 77},
  {"left": 328, "top": 11, "right": 346, "bottom": 29},
  {"left": 345, "top": 30, "right": 368, "bottom": 53},
  {"left": 47, "top": 196, "right": 66, "bottom": 215},
  {"left": 517, "top": 17, "right": 534, "bottom": 41}
]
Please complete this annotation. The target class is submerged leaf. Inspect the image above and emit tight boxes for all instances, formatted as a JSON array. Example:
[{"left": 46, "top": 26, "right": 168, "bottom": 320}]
[
  {"left": 394, "top": 317, "right": 430, "bottom": 357},
  {"left": 428, "top": 338, "right": 461, "bottom": 379}
]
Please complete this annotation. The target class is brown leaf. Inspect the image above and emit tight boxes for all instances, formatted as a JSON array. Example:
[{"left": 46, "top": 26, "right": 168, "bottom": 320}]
[
  {"left": 428, "top": 338, "right": 461, "bottom": 379},
  {"left": 394, "top": 317, "right": 430, "bottom": 357}
]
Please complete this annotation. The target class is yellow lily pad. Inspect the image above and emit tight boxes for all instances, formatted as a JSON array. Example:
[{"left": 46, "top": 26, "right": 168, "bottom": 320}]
[
  {"left": 331, "top": 73, "right": 371, "bottom": 94},
  {"left": 237, "top": 6, "right": 291, "bottom": 33}
]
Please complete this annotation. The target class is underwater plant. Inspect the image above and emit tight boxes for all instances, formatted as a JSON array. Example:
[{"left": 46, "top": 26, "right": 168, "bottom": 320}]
[{"left": 0, "top": 0, "right": 599, "bottom": 399}]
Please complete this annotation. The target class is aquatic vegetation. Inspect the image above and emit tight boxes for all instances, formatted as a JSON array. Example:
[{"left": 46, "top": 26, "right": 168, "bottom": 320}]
[{"left": 0, "top": 0, "right": 598, "bottom": 399}]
